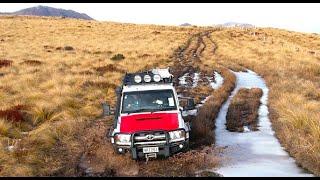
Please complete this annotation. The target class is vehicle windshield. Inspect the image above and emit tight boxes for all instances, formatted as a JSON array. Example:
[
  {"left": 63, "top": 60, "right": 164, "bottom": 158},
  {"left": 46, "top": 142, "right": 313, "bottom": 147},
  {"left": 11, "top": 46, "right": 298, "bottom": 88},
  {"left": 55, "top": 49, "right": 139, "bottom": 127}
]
[{"left": 121, "top": 89, "right": 177, "bottom": 114}]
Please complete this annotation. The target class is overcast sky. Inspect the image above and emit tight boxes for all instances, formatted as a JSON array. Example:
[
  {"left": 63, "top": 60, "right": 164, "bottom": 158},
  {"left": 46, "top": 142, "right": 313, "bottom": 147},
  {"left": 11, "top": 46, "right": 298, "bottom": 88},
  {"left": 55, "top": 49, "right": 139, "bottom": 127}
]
[{"left": 1, "top": 3, "right": 319, "bottom": 33}]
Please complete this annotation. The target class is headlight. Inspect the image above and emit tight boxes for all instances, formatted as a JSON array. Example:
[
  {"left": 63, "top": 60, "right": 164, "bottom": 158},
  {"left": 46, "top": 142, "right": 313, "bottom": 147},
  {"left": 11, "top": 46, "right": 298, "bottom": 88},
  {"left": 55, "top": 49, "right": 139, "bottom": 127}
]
[
  {"left": 168, "top": 130, "right": 186, "bottom": 143},
  {"left": 114, "top": 134, "right": 131, "bottom": 146}
]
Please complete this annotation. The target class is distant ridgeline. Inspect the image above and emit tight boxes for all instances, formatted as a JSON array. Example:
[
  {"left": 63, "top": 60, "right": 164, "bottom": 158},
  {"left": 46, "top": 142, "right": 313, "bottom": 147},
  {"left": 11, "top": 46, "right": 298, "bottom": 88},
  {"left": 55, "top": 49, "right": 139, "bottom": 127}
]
[
  {"left": 0, "top": 5, "right": 94, "bottom": 20},
  {"left": 216, "top": 22, "right": 255, "bottom": 28}
]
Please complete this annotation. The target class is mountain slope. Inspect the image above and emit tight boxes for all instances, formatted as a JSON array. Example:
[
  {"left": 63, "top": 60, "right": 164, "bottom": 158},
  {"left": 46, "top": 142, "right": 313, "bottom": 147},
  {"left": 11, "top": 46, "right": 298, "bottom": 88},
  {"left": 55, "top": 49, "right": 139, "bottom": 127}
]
[
  {"left": 219, "top": 22, "right": 255, "bottom": 28},
  {"left": 10, "top": 5, "right": 94, "bottom": 20},
  {"left": 180, "top": 23, "right": 192, "bottom": 26}
]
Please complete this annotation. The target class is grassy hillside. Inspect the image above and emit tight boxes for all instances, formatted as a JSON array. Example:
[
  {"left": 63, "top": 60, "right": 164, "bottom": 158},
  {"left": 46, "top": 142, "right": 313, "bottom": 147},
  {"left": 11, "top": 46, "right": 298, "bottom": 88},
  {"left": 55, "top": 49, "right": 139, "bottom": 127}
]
[
  {"left": 0, "top": 16, "right": 205, "bottom": 176},
  {"left": 0, "top": 16, "right": 319, "bottom": 176}
]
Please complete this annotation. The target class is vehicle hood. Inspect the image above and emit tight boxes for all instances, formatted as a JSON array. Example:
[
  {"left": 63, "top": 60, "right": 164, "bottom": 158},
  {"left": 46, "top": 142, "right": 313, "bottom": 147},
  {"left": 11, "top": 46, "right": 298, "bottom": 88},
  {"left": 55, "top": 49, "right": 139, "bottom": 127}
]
[{"left": 119, "top": 112, "right": 179, "bottom": 133}]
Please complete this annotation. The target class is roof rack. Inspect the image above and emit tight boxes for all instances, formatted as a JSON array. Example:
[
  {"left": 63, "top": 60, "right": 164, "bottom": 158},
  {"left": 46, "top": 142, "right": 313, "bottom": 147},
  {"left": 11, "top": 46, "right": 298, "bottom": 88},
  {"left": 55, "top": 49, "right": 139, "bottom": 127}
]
[{"left": 122, "top": 68, "right": 173, "bottom": 86}]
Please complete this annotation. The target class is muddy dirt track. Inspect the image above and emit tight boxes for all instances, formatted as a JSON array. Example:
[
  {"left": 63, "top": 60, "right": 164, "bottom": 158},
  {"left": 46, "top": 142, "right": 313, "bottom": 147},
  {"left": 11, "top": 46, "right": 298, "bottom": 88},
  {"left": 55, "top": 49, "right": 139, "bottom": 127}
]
[
  {"left": 73, "top": 30, "right": 223, "bottom": 177},
  {"left": 171, "top": 31, "right": 215, "bottom": 84}
]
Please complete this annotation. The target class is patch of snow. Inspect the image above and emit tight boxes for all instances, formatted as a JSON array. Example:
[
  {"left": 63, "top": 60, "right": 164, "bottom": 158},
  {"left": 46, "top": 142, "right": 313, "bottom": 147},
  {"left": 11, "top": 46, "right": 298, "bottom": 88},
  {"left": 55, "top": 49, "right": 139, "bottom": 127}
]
[
  {"left": 152, "top": 68, "right": 173, "bottom": 79},
  {"left": 243, "top": 126, "right": 250, "bottom": 132},
  {"left": 177, "top": 94, "right": 184, "bottom": 99},
  {"left": 178, "top": 71, "right": 223, "bottom": 89},
  {"left": 192, "top": 73, "right": 200, "bottom": 88},
  {"left": 213, "top": 69, "right": 313, "bottom": 177},
  {"left": 195, "top": 96, "right": 212, "bottom": 109},
  {"left": 182, "top": 109, "right": 198, "bottom": 117},
  {"left": 178, "top": 72, "right": 200, "bottom": 88},
  {"left": 7, "top": 145, "right": 14, "bottom": 152},
  {"left": 178, "top": 73, "right": 189, "bottom": 86},
  {"left": 201, "top": 96, "right": 211, "bottom": 104},
  {"left": 207, "top": 71, "right": 224, "bottom": 89}
]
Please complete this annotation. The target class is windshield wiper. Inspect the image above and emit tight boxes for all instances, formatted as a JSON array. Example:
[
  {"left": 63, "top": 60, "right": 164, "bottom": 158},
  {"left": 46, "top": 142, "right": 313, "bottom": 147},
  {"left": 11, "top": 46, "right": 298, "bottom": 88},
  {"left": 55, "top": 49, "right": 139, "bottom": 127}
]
[
  {"left": 126, "top": 108, "right": 157, "bottom": 114},
  {"left": 159, "top": 107, "right": 176, "bottom": 111}
]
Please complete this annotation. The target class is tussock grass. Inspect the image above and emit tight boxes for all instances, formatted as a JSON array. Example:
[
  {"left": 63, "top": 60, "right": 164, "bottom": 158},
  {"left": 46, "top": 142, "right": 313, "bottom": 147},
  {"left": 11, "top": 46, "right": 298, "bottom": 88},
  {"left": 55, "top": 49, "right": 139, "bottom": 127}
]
[
  {"left": 0, "top": 59, "right": 13, "bottom": 68},
  {"left": 226, "top": 88, "right": 263, "bottom": 132},
  {"left": 0, "top": 118, "right": 12, "bottom": 136},
  {"left": 0, "top": 105, "right": 27, "bottom": 123},
  {"left": 110, "top": 53, "right": 125, "bottom": 61},
  {"left": 29, "top": 106, "right": 62, "bottom": 126}
]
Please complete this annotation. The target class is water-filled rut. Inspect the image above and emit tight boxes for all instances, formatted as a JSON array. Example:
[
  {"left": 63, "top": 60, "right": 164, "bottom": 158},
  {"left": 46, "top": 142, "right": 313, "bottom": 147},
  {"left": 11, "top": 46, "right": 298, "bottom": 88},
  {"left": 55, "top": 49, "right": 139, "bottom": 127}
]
[{"left": 213, "top": 70, "right": 313, "bottom": 177}]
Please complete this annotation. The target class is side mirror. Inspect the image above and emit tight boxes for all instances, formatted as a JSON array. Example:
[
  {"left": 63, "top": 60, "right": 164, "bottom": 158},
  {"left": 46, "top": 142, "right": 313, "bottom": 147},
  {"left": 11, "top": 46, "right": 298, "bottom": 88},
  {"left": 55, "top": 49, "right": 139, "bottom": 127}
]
[
  {"left": 115, "top": 86, "right": 122, "bottom": 96},
  {"left": 185, "top": 98, "right": 196, "bottom": 110},
  {"left": 107, "top": 126, "right": 114, "bottom": 138},
  {"left": 102, "top": 102, "right": 114, "bottom": 116}
]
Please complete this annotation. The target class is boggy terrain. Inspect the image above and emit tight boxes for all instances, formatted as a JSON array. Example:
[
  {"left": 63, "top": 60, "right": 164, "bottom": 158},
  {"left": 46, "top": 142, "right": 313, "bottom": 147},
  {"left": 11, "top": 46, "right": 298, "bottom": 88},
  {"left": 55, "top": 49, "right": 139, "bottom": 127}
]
[{"left": 0, "top": 15, "right": 319, "bottom": 176}]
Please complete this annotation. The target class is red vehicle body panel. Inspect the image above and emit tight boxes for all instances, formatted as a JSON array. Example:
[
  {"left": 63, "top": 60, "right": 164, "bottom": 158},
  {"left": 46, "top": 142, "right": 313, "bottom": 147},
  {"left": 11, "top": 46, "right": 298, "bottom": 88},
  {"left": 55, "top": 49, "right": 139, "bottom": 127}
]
[{"left": 120, "top": 112, "right": 179, "bottom": 133}]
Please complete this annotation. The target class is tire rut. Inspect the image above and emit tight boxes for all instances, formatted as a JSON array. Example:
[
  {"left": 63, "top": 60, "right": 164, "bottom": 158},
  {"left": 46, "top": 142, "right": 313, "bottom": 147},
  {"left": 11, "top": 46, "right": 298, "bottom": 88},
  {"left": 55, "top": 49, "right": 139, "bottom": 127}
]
[{"left": 171, "top": 31, "right": 215, "bottom": 83}]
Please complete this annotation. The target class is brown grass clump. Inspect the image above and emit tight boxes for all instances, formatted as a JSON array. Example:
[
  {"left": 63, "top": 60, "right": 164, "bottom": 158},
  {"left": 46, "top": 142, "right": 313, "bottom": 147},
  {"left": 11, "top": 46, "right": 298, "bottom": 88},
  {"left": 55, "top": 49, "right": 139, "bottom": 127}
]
[
  {"left": 0, "top": 118, "right": 12, "bottom": 136},
  {"left": 20, "top": 60, "right": 43, "bottom": 66},
  {"left": 110, "top": 54, "right": 125, "bottom": 61},
  {"left": 189, "top": 85, "right": 212, "bottom": 104},
  {"left": 94, "top": 64, "right": 125, "bottom": 75},
  {"left": 191, "top": 68, "right": 236, "bottom": 147},
  {"left": 64, "top": 46, "right": 74, "bottom": 51},
  {"left": 56, "top": 46, "right": 74, "bottom": 51},
  {"left": 82, "top": 80, "right": 117, "bottom": 89},
  {"left": 138, "top": 53, "right": 152, "bottom": 58},
  {"left": 0, "top": 105, "right": 28, "bottom": 123},
  {"left": 226, "top": 88, "right": 263, "bottom": 132},
  {"left": 0, "top": 59, "right": 13, "bottom": 68},
  {"left": 79, "top": 70, "right": 94, "bottom": 75}
]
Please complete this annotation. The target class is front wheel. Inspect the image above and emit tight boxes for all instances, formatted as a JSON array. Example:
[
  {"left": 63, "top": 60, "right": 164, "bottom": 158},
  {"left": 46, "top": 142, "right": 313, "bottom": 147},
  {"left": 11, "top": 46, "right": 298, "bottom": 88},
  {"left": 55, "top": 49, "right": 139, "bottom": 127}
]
[{"left": 182, "top": 139, "right": 190, "bottom": 152}]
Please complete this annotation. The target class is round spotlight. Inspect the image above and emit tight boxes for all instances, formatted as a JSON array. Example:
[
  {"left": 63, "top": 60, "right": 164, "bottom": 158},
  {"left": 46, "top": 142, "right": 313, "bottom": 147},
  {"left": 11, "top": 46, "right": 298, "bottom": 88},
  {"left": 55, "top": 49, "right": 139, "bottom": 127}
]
[
  {"left": 134, "top": 75, "right": 142, "bottom": 83},
  {"left": 153, "top": 74, "right": 161, "bottom": 82},
  {"left": 144, "top": 75, "right": 152, "bottom": 82},
  {"left": 179, "top": 144, "right": 184, "bottom": 149},
  {"left": 118, "top": 148, "right": 123, "bottom": 153}
]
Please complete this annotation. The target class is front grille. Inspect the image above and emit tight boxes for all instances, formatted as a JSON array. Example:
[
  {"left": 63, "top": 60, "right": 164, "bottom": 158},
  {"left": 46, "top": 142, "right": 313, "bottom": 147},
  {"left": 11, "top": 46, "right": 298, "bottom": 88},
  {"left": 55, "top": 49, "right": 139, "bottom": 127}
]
[{"left": 133, "top": 131, "right": 167, "bottom": 147}]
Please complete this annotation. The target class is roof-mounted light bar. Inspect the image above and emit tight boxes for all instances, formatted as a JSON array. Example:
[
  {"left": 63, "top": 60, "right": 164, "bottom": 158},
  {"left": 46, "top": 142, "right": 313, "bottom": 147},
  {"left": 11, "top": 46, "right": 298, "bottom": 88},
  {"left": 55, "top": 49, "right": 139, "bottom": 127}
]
[{"left": 123, "top": 68, "right": 173, "bottom": 85}]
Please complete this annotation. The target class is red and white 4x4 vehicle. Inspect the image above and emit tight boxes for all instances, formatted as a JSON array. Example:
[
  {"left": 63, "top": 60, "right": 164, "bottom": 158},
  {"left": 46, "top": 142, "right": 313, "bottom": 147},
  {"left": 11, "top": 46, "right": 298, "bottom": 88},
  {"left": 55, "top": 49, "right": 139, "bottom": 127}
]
[{"left": 105, "top": 68, "right": 191, "bottom": 160}]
